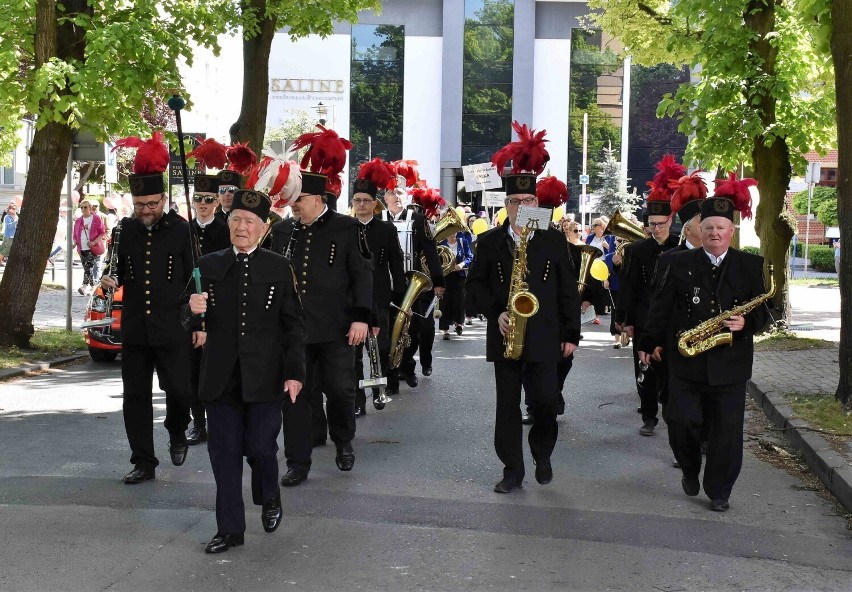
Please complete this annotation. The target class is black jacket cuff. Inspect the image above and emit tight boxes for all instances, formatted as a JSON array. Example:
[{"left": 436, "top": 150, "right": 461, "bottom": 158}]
[{"left": 351, "top": 306, "right": 372, "bottom": 325}]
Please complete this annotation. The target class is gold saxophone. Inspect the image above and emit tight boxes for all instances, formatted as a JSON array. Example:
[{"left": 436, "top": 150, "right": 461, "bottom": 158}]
[
  {"left": 677, "top": 264, "right": 775, "bottom": 358},
  {"left": 504, "top": 221, "right": 539, "bottom": 360},
  {"left": 389, "top": 270, "right": 433, "bottom": 369}
]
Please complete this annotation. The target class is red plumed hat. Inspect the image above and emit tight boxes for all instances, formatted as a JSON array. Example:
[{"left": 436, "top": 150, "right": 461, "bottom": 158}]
[
  {"left": 391, "top": 159, "right": 419, "bottom": 188},
  {"left": 709, "top": 173, "right": 757, "bottom": 220},
  {"left": 225, "top": 142, "right": 258, "bottom": 176},
  {"left": 670, "top": 171, "right": 708, "bottom": 224},
  {"left": 114, "top": 131, "right": 169, "bottom": 196},
  {"left": 410, "top": 183, "right": 445, "bottom": 219},
  {"left": 536, "top": 176, "right": 568, "bottom": 208},
  {"left": 291, "top": 124, "right": 353, "bottom": 176},
  {"left": 187, "top": 137, "right": 228, "bottom": 170},
  {"left": 325, "top": 173, "right": 343, "bottom": 199},
  {"left": 354, "top": 158, "right": 395, "bottom": 198},
  {"left": 652, "top": 154, "right": 686, "bottom": 197},
  {"left": 491, "top": 121, "right": 550, "bottom": 176},
  {"left": 247, "top": 148, "right": 301, "bottom": 207}
]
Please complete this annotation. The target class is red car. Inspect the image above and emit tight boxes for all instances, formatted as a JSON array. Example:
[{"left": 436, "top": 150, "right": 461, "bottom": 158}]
[{"left": 82, "top": 286, "right": 123, "bottom": 362}]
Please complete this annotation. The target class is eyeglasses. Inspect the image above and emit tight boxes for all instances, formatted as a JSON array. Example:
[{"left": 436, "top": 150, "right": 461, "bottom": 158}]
[
  {"left": 352, "top": 198, "right": 374, "bottom": 205},
  {"left": 507, "top": 197, "right": 536, "bottom": 206},
  {"left": 572, "top": 230, "right": 580, "bottom": 234},
  {"left": 648, "top": 221, "right": 669, "bottom": 229},
  {"left": 80, "top": 206, "right": 90, "bottom": 209},
  {"left": 133, "top": 197, "right": 164, "bottom": 211},
  {"left": 193, "top": 195, "right": 218, "bottom": 204},
  {"left": 593, "top": 223, "right": 602, "bottom": 227},
  {"left": 218, "top": 187, "right": 237, "bottom": 194}
]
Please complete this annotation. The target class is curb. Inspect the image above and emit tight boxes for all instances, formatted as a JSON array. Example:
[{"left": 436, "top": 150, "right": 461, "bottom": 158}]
[
  {"left": 0, "top": 352, "right": 89, "bottom": 381},
  {"left": 748, "top": 379, "right": 852, "bottom": 514}
]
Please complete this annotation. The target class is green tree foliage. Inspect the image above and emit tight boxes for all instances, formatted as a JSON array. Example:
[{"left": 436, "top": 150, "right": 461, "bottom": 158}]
[{"left": 792, "top": 186, "right": 838, "bottom": 227}]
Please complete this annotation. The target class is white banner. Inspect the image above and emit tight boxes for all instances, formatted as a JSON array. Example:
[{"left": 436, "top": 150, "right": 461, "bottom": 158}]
[
  {"left": 484, "top": 191, "right": 506, "bottom": 208},
  {"left": 104, "top": 142, "right": 117, "bottom": 184},
  {"left": 462, "top": 163, "right": 503, "bottom": 193}
]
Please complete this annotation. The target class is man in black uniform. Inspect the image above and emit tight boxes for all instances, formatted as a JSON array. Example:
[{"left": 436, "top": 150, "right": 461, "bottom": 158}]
[
  {"left": 351, "top": 163, "right": 406, "bottom": 414},
  {"left": 186, "top": 188, "right": 306, "bottom": 553},
  {"left": 269, "top": 151, "right": 373, "bottom": 486},
  {"left": 623, "top": 184, "right": 681, "bottom": 436},
  {"left": 186, "top": 174, "right": 231, "bottom": 445},
  {"left": 466, "top": 124, "right": 581, "bottom": 493},
  {"left": 640, "top": 180, "right": 767, "bottom": 512},
  {"left": 102, "top": 132, "right": 194, "bottom": 484},
  {"left": 216, "top": 169, "right": 240, "bottom": 223}
]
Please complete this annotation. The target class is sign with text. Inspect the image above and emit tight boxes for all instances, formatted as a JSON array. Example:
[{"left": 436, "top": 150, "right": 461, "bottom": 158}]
[
  {"left": 484, "top": 191, "right": 506, "bottom": 208},
  {"left": 462, "top": 162, "right": 503, "bottom": 193},
  {"left": 104, "top": 142, "right": 117, "bottom": 184},
  {"left": 169, "top": 134, "right": 205, "bottom": 188}
]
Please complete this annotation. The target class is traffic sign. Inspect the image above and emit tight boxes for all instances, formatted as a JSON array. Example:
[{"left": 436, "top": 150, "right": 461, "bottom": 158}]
[{"left": 579, "top": 174, "right": 590, "bottom": 185}]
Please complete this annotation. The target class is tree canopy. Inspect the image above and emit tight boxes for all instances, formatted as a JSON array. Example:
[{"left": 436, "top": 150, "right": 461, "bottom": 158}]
[{"left": 793, "top": 186, "right": 838, "bottom": 226}]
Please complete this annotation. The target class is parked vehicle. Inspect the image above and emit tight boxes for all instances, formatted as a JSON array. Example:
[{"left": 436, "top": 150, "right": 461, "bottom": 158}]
[{"left": 82, "top": 285, "right": 122, "bottom": 362}]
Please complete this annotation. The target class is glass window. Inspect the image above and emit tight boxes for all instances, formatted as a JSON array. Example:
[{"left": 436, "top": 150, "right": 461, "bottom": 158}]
[{"left": 0, "top": 155, "right": 13, "bottom": 186}]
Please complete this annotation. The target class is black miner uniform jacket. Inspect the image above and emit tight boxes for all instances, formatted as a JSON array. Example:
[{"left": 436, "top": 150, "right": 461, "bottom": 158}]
[
  {"left": 363, "top": 216, "right": 406, "bottom": 312},
  {"left": 269, "top": 210, "right": 373, "bottom": 344},
  {"left": 640, "top": 247, "right": 768, "bottom": 386},
  {"left": 623, "top": 235, "right": 680, "bottom": 330},
  {"left": 384, "top": 208, "right": 446, "bottom": 290},
  {"left": 466, "top": 222, "right": 581, "bottom": 363},
  {"left": 114, "top": 210, "right": 193, "bottom": 346},
  {"left": 186, "top": 248, "right": 306, "bottom": 402},
  {"left": 192, "top": 216, "right": 231, "bottom": 256}
]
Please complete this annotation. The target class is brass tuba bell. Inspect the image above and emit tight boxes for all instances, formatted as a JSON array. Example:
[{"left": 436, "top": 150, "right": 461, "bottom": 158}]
[
  {"left": 576, "top": 244, "right": 602, "bottom": 296},
  {"left": 432, "top": 206, "right": 470, "bottom": 243},
  {"left": 603, "top": 209, "right": 646, "bottom": 256}
]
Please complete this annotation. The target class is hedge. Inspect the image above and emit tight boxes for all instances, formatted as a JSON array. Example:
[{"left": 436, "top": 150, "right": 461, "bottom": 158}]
[{"left": 809, "top": 246, "right": 836, "bottom": 271}]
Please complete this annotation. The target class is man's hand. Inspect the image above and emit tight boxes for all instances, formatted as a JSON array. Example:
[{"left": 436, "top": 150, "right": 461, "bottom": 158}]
[
  {"left": 613, "top": 252, "right": 623, "bottom": 266},
  {"left": 371, "top": 326, "right": 380, "bottom": 337},
  {"left": 723, "top": 314, "right": 745, "bottom": 332},
  {"left": 454, "top": 263, "right": 463, "bottom": 272},
  {"left": 348, "top": 322, "right": 369, "bottom": 346},
  {"left": 561, "top": 342, "right": 576, "bottom": 357},
  {"left": 285, "top": 380, "right": 303, "bottom": 403},
  {"left": 639, "top": 346, "right": 663, "bottom": 364},
  {"left": 638, "top": 351, "right": 651, "bottom": 365},
  {"left": 624, "top": 325, "right": 634, "bottom": 338},
  {"left": 192, "top": 331, "right": 206, "bottom": 348},
  {"left": 581, "top": 300, "right": 592, "bottom": 312},
  {"left": 498, "top": 311, "right": 510, "bottom": 336},
  {"left": 100, "top": 275, "right": 118, "bottom": 290},
  {"left": 189, "top": 292, "right": 208, "bottom": 315},
  {"left": 434, "top": 286, "right": 446, "bottom": 297}
]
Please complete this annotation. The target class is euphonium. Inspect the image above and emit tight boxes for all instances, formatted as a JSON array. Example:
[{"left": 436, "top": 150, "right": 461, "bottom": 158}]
[
  {"left": 504, "top": 220, "right": 539, "bottom": 360},
  {"left": 432, "top": 206, "right": 470, "bottom": 243},
  {"left": 421, "top": 245, "right": 456, "bottom": 277},
  {"left": 576, "top": 244, "right": 601, "bottom": 296},
  {"left": 604, "top": 209, "right": 645, "bottom": 256},
  {"left": 677, "top": 264, "right": 776, "bottom": 358},
  {"left": 389, "top": 270, "right": 433, "bottom": 369}
]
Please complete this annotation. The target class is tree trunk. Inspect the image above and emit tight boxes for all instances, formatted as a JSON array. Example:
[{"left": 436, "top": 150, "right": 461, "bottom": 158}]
[
  {"left": 230, "top": 0, "right": 277, "bottom": 153},
  {"left": 833, "top": 0, "right": 852, "bottom": 406},
  {"left": 0, "top": 0, "right": 89, "bottom": 346}
]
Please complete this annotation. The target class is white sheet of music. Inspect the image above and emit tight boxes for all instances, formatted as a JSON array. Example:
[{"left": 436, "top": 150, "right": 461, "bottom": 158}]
[{"left": 516, "top": 205, "right": 550, "bottom": 230}]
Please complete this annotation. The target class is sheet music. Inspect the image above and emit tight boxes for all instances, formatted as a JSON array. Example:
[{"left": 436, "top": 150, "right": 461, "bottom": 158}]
[{"left": 516, "top": 205, "right": 550, "bottom": 230}]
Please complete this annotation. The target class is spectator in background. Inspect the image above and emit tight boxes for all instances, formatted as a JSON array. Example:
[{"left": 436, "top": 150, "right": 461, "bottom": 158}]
[
  {"left": 439, "top": 231, "right": 473, "bottom": 340},
  {"left": 73, "top": 199, "right": 107, "bottom": 295},
  {"left": 49, "top": 208, "right": 68, "bottom": 266},
  {"left": 835, "top": 239, "right": 841, "bottom": 274},
  {"left": 0, "top": 202, "right": 19, "bottom": 266}
]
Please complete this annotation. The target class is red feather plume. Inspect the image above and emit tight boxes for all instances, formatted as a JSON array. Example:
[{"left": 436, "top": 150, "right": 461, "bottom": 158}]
[
  {"left": 491, "top": 121, "right": 550, "bottom": 176},
  {"left": 325, "top": 173, "right": 343, "bottom": 198},
  {"left": 652, "top": 154, "right": 686, "bottom": 198},
  {"left": 226, "top": 142, "right": 258, "bottom": 175},
  {"left": 410, "top": 184, "right": 446, "bottom": 219},
  {"left": 536, "top": 176, "right": 568, "bottom": 208},
  {"left": 291, "top": 125, "right": 353, "bottom": 176},
  {"left": 670, "top": 171, "right": 708, "bottom": 215},
  {"left": 391, "top": 160, "right": 419, "bottom": 187},
  {"left": 646, "top": 181, "right": 671, "bottom": 203},
  {"left": 114, "top": 131, "right": 169, "bottom": 175},
  {"left": 714, "top": 173, "right": 757, "bottom": 220},
  {"left": 187, "top": 137, "right": 228, "bottom": 170},
  {"left": 357, "top": 158, "right": 395, "bottom": 190}
]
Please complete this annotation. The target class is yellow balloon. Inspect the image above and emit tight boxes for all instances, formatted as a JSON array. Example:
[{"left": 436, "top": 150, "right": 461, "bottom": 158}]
[
  {"left": 471, "top": 218, "right": 489, "bottom": 235},
  {"left": 590, "top": 259, "right": 609, "bottom": 282},
  {"left": 496, "top": 207, "right": 507, "bottom": 225},
  {"left": 455, "top": 206, "right": 466, "bottom": 219},
  {"left": 551, "top": 206, "right": 564, "bottom": 223}
]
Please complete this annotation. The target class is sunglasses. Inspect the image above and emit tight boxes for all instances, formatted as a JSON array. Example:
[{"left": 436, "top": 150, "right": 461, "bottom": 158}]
[
  {"left": 193, "top": 195, "right": 218, "bottom": 204},
  {"left": 218, "top": 187, "right": 237, "bottom": 194}
]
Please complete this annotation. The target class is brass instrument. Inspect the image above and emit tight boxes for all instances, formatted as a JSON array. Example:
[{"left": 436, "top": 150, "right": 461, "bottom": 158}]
[
  {"left": 504, "top": 220, "right": 539, "bottom": 360},
  {"left": 359, "top": 333, "right": 390, "bottom": 409},
  {"left": 604, "top": 209, "right": 646, "bottom": 257},
  {"left": 677, "top": 264, "right": 776, "bottom": 358},
  {"left": 421, "top": 245, "right": 456, "bottom": 277},
  {"left": 433, "top": 206, "right": 470, "bottom": 243},
  {"left": 576, "top": 244, "right": 602, "bottom": 296},
  {"left": 82, "top": 220, "right": 122, "bottom": 329},
  {"left": 389, "top": 270, "right": 433, "bottom": 369}
]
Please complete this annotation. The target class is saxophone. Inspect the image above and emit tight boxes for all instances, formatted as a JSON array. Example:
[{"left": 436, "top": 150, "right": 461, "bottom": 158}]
[
  {"left": 677, "top": 264, "right": 775, "bottom": 358},
  {"left": 504, "top": 221, "right": 539, "bottom": 360}
]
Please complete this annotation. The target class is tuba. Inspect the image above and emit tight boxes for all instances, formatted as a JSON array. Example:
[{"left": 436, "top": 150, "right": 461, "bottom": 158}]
[
  {"left": 576, "top": 244, "right": 602, "bottom": 296},
  {"left": 389, "top": 270, "right": 433, "bottom": 369},
  {"left": 604, "top": 209, "right": 646, "bottom": 256},
  {"left": 420, "top": 207, "right": 470, "bottom": 276}
]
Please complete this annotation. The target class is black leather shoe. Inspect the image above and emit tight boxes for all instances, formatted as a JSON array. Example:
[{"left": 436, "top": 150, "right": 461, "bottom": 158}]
[
  {"left": 521, "top": 412, "right": 534, "bottom": 425},
  {"left": 534, "top": 459, "right": 553, "bottom": 485},
  {"left": 335, "top": 443, "right": 355, "bottom": 471},
  {"left": 422, "top": 367, "right": 432, "bottom": 377},
  {"left": 404, "top": 373, "right": 418, "bottom": 388},
  {"left": 493, "top": 477, "right": 522, "bottom": 494},
  {"left": 709, "top": 499, "right": 730, "bottom": 512},
  {"left": 169, "top": 440, "right": 189, "bottom": 466},
  {"left": 205, "top": 533, "right": 244, "bottom": 554},
  {"left": 387, "top": 386, "right": 400, "bottom": 396},
  {"left": 682, "top": 477, "right": 700, "bottom": 497},
  {"left": 261, "top": 494, "right": 283, "bottom": 533},
  {"left": 455, "top": 325, "right": 463, "bottom": 335},
  {"left": 186, "top": 425, "right": 207, "bottom": 445},
  {"left": 123, "top": 466, "right": 155, "bottom": 484},
  {"left": 280, "top": 467, "right": 308, "bottom": 487}
]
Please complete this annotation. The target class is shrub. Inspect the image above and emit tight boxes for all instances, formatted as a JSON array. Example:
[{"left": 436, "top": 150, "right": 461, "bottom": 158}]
[
  {"left": 741, "top": 246, "right": 760, "bottom": 255},
  {"left": 809, "top": 246, "right": 836, "bottom": 272}
]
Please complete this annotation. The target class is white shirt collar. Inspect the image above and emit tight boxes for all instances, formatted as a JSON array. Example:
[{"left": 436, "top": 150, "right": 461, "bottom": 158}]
[
  {"left": 507, "top": 223, "right": 534, "bottom": 244},
  {"left": 684, "top": 239, "right": 696, "bottom": 249},
  {"left": 233, "top": 245, "right": 257, "bottom": 258},
  {"left": 196, "top": 216, "right": 215, "bottom": 228},
  {"left": 704, "top": 249, "right": 728, "bottom": 266}
]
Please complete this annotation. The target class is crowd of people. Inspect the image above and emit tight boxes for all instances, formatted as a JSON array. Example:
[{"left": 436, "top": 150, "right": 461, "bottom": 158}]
[{"left": 96, "top": 125, "right": 770, "bottom": 554}]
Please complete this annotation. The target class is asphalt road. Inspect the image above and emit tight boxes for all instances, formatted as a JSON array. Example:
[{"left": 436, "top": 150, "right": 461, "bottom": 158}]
[{"left": 1, "top": 320, "right": 851, "bottom": 591}]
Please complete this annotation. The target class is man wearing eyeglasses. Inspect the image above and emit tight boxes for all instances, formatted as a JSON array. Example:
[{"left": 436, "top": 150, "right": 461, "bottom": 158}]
[
  {"left": 215, "top": 169, "right": 241, "bottom": 223},
  {"left": 100, "top": 145, "right": 195, "bottom": 485},
  {"left": 185, "top": 175, "right": 231, "bottom": 446},
  {"left": 466, "top": 170, "right": 581, "bottom": 494},
  {"left": 622, "top": 189, "right": 680, "bottom": 437}
]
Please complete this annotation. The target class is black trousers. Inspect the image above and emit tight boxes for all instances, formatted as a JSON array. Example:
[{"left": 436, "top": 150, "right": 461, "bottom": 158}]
[
  {"left": 188, "top": 342, "right": 206, "bottom": 428},
  {"left": 524, "top": 353, "right": 572, "bottom": 413},
  {"left": 667, "top": 375, "right": 746, "bottom": 501},
  {"left": 283, "top": 337, "right": 356, "bottom": 472},
  {"left": 631, "top": 326, "right": 668, "bottom": 424},
  {"left": 207, "top": 398, "right": 283, "bottom": 536},
  {"left": 438, "top": 273, "right": 466, "bottom": 331},
  {"left": 400, "top": 291, "right": 436, "bottom": 375},
  {"left": 121, "top": 341, "right": 191, "bottom": 469},
  {"left": 356, "top": 308, "right": 393, "bottom": 410},
  {"left": 494, "top": 359, "right": 558, "bottom": 482}
]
